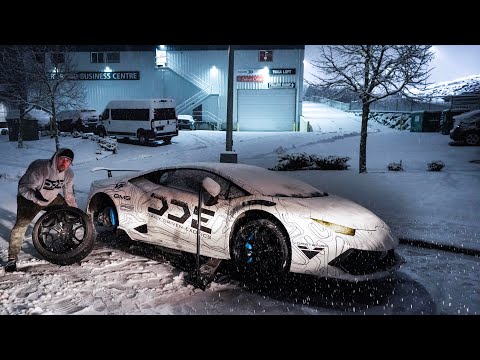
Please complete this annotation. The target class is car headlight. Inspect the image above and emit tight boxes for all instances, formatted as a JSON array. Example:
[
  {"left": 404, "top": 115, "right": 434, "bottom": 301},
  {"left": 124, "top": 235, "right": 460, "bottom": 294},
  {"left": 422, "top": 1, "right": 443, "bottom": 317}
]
[{"left": 311, "top": 218, "right": 356, "bottom": 236}]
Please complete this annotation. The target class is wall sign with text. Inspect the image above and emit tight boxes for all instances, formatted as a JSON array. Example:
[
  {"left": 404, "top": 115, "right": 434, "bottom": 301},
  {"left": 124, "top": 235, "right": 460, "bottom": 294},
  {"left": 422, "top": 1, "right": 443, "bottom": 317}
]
[
  {"left": 50, "top": 71, "right": 140, "bottom": 80},
  {"left": 269, "top": 68, "right": 296, "bottom": 75}
]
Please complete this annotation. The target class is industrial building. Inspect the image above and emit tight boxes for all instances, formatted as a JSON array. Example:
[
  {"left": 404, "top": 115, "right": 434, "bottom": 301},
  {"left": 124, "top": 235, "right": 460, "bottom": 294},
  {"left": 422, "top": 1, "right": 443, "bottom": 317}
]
[{"left": 59, "top": 45, "right": 305, "bottom": 132}]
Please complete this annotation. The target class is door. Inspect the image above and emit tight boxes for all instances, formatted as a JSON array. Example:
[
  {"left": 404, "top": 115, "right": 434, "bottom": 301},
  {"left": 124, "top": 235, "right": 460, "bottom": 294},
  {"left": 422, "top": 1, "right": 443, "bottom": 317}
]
[
  {"left": 237, "top": 89, "right": 296, "bottom": 131},
  {"left": 144, "top": 168, "right": 230, "bottom": 258}
]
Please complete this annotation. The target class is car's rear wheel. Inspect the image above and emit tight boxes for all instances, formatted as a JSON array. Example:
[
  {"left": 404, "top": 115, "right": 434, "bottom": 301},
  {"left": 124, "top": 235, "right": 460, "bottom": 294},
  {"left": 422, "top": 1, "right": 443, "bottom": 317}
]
[
  {"left": 231, "top": 218, "right": 289, "bottom": 280},
  {"left": 163, "top": 137, "right": 172, "bottom": 144},
  {"left": 92, "top": 203, "right": 125, "bottom": 245},
  {"left": 32, "top": 206, "right": 96, "bottom": 265},
  {"left": 465, "top": 132, "right": 480, "bottom": 145}
]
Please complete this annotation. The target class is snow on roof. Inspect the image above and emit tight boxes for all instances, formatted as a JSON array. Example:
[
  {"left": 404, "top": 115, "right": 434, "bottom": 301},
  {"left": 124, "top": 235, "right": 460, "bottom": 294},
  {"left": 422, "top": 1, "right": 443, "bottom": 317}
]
[
  {"left": 6, "top": 108, "right": 51, "bottom": 125},
  {"left": 179, "top": 162, "right": 324, "bottom": 197}
]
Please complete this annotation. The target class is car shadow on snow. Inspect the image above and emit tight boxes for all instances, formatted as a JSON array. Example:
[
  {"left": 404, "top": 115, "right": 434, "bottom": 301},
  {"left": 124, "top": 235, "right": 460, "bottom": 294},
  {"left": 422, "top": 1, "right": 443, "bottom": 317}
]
[
  {"left": 94, "top": 231, "right": 436, "bottom": 315},
  {"left": 231, "top": 270, "right": 436, "bottom": 315}
]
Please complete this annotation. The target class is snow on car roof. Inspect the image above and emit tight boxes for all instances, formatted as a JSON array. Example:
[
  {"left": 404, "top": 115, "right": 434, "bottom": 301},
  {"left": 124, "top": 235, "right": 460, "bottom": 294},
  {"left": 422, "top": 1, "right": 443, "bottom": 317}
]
[
  {"left": 453, "top": 109, "right": 480, "bottom": 121},
  {"left": 178, "top": 162, "right": 325, "bottom": 197}
]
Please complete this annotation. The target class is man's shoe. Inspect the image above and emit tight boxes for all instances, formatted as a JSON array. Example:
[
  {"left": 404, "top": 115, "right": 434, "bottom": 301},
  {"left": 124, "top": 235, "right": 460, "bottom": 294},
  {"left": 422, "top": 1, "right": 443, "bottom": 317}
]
[{"left": 4, "top": 260, "right": 17, "bottom": 272}]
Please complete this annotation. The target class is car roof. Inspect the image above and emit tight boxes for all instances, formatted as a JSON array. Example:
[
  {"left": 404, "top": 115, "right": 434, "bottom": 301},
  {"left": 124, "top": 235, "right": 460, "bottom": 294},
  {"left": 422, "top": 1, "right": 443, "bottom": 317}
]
[
  {"left": 452, "top": 109, "right": 480, "bottom": 121},
  {"left": 169, "top": 162, "right": 323, "bottom": 196},
  {"left": 177, "top": 115, "right": 194, "bottom": 120},
  {"left": 99, "top": 162, "right": 324, "bottom": 197}
]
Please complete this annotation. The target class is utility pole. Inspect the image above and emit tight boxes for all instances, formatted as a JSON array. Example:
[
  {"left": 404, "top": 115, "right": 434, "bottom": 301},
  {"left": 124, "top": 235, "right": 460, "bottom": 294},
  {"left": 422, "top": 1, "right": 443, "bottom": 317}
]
[{"left": 220, "top": 45, "right": 237, "bottom": 163}]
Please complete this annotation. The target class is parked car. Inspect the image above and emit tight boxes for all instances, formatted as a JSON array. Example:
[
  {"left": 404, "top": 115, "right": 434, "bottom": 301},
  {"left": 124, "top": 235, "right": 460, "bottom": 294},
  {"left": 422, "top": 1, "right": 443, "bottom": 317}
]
[
  {"left": 30, "top": 162, "right": 405, "bottom": 281},
  {"left": 177, "top": 114, "right": 195, "bottom": 130},
  {"left": 449, "top": 109, "right": 480, "bottom": 145},
  {"left": 57, "top": 109, "right": 99, "bottom": 133}
]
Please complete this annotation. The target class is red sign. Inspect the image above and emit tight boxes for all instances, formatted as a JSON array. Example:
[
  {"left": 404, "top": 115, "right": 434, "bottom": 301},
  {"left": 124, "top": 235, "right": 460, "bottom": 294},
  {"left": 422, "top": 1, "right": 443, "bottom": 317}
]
[{"left": 236, "top": 75, "right": 264, "bottom": 82}]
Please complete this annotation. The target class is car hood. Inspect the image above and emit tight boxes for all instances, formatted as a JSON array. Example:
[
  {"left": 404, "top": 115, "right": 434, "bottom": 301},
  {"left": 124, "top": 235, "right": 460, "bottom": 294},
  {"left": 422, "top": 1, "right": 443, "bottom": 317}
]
[{"left": 281, "top": 194, "right": 386, "bottom": 231}]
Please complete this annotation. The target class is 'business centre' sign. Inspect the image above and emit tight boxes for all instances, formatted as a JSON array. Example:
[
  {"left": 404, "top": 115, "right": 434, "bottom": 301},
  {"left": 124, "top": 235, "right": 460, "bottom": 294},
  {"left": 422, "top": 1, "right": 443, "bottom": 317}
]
[{"left": 50, "top": 71, "right": 140, "bottom": 80}]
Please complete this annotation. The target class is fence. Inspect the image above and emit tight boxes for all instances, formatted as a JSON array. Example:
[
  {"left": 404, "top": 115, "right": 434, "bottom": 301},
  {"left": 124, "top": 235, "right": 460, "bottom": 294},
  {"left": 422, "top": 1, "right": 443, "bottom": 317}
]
[{"left": 306, "top": 95, "right": 449, "bottom": 112}]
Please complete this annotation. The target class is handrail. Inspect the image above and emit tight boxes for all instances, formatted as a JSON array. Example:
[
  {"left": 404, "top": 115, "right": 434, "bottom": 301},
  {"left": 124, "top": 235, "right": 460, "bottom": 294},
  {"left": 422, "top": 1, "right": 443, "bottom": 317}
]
[{"left": 165, "top": 57, "right": 213, "bottom": 92}]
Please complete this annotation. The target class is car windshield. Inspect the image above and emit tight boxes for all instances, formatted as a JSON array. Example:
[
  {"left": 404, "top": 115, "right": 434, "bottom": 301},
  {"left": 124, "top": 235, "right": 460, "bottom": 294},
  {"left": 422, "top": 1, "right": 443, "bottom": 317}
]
[{"left": 211, "top": 163, "right": 328, "bottom": 198}]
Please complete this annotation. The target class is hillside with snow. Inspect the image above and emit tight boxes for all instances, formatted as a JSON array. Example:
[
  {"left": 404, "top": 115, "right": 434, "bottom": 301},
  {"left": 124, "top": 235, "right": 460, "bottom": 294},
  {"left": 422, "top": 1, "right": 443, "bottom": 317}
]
[{"left": 413, "top": 74, "right": 480, "bottom": 98}]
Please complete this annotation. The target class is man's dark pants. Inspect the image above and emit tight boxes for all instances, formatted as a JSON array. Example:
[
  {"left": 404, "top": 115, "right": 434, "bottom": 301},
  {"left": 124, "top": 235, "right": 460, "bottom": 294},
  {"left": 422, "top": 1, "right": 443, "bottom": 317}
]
[{"left": 8, "top": 194, "right": 67, "bottom": 261}]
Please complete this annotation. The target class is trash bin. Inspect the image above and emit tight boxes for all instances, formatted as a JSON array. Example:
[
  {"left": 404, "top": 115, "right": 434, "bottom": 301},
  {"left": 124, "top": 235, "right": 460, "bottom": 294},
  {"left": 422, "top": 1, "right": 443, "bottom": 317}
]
[
  {"left": 440, "top": 109, "right": 469, "bottom": 135},
  {"left": 410, "top": 111, "right": 442, "bottom": 132},
  {"left": 6, "top": 118, "right": 39, "bottom": 141}
]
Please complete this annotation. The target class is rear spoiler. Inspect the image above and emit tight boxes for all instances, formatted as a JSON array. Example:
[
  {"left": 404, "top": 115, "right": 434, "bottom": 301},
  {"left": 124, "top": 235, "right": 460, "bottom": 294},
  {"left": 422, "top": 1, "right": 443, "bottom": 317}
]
[{"left": 91, "top": 167, "right": 142, "bottom": 178}]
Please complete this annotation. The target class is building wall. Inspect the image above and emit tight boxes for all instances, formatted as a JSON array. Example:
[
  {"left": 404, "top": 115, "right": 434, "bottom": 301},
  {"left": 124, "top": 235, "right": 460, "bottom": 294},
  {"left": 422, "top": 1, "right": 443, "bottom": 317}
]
[
  {"left": 70, "top": 46, "right": 304, "bottom": 131},
  {"left": 233, "top": 48, "right": 304, "bottom": 130}
]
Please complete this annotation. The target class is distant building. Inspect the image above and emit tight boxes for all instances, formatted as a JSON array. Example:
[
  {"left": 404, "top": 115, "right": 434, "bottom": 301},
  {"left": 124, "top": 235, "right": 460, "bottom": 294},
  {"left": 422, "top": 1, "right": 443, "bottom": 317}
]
[
  {"left": 66, "top": 45, "right": 305, "bottom": 132},
  {"left": 443, "top": 92, "right": 480, "bottom": 111}
]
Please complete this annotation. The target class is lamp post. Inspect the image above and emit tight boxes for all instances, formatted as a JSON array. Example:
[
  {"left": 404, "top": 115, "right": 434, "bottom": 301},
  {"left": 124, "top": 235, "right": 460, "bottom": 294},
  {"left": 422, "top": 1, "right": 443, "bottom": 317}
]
[{"left": 220, "top": 45, "right": 237, "bottom": 163}]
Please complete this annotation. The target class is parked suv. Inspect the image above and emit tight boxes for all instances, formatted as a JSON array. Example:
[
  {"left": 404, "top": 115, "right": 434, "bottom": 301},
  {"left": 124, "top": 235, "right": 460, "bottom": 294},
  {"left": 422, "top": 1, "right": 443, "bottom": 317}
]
[
  {"left": 449, "top": 109, "right": 480, "bottom": 146},
  {"left": 57, "top": 109, "right": 99, "bottom": 133},
  {"left": 177, "top": 114, "right": 195, "bottom": 130}
]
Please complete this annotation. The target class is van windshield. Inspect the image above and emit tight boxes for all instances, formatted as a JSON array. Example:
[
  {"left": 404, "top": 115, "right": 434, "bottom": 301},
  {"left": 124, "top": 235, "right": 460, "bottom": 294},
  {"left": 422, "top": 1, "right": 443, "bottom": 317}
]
[{"left": 154, "top": 108, "right": 176, "bottom": 120}]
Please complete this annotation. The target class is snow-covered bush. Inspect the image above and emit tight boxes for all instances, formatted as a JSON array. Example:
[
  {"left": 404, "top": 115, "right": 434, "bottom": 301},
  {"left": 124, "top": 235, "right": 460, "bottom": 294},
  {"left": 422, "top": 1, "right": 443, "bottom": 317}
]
[
  {"left": 271, "top": 153, "right": 350, "bottom": 171},
  {"left": 358, "top": 112, "right": 411, "bottom": 131},
  {"left": 387, "top": 160, "right": 403, "bottom": 171},
  {"left": 427, "top": 160, "right": 445, "bottom": 171}
]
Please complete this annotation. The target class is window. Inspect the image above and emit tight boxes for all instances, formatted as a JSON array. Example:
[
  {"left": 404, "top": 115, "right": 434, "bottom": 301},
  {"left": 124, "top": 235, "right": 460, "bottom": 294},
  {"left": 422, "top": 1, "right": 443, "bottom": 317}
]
[
  {"left": 91, "top": 52, "right": 104, "bottom": 63},
  {"left": 153, "top": 108, "right": 176, "bottom": 120},
  {"left": 101, "top": 108, "right": 109, "bottom": 120},
  {"left": 259, "top": 50, "right": 273, "bottom": 62},
  {"left": 146, "top": 168, "right": 247, "bottom": 200},
  {"left": 91, "top": 52, "right": 120, "bottom": 63},
  {"left": 34, "top": 53, "right": 45, "bottom": 64},
  {"left": 155, "top": 49, "right": 167, "bottom": 67},
  {"left": 106, "top": 52, "right": 120, "bottom": 63},
  {"left": 111, "top": 108, "right": 149, "bottom": 121},
  {"left": 51, "top": 52, "right": 65, "bottom": 65}
]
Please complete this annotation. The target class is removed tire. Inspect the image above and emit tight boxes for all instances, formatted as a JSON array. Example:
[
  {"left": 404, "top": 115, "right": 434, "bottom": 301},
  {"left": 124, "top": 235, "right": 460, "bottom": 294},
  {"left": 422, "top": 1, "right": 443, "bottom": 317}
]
[{"left": 32, "top": 206, "right": 96, "bottom": 265}]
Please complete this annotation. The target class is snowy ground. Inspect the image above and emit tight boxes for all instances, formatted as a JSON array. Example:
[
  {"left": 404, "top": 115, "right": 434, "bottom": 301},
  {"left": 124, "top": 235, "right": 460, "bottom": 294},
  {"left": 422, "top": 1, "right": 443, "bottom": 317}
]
[{"left": 0, "top": 101, "right": 478, "bottom": 315}]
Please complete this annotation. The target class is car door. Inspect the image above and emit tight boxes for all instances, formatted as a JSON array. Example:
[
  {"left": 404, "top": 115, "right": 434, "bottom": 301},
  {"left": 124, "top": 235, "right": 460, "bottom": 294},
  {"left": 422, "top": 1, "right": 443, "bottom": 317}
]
[{"left": 144, "top": 168, "right": 233, "bottom": 258}]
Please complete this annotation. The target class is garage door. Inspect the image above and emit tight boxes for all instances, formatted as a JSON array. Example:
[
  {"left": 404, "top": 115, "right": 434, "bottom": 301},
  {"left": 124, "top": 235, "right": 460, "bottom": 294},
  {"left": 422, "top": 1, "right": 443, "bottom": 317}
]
[{"left": 237, "top": 89, "right": 296, "bottom": 131}]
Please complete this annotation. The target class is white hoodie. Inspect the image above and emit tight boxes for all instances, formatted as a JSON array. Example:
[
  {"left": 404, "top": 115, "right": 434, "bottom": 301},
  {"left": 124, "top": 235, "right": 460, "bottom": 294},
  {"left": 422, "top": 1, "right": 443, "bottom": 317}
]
[{"left": 18, "top": 148, "right": 77, "bottom": 207}]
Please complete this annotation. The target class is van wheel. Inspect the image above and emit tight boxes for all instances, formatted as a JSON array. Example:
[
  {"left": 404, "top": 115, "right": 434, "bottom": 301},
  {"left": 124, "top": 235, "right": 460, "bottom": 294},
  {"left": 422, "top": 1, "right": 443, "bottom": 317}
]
[
  {"left": 138, "top": 130, "right": 147, "bottom": 145},
  {"left": 164, "top": 137, "right": 172, "bottom": 144},
  {"left": 97, "top": 127, "right": 106, "bottom": 137}
]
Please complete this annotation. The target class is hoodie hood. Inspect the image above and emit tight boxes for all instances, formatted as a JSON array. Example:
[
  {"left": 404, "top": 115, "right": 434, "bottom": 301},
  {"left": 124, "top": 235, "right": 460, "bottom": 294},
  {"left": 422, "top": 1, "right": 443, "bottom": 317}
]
[{"left": 51, "top": 147, "right": 74, "bottom": 164}]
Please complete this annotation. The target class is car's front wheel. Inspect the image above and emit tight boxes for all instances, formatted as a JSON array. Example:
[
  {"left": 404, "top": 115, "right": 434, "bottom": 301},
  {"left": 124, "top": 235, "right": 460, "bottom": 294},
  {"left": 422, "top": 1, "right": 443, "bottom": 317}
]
[
  {"left": 231, "top": 218, "right": 289, "bottom": 280},
  {"left": 464, "top": 132, "right": 480, "bottom": 146},
  {"left": 32, "top": 206, "right": 96, "bottom": 265}
]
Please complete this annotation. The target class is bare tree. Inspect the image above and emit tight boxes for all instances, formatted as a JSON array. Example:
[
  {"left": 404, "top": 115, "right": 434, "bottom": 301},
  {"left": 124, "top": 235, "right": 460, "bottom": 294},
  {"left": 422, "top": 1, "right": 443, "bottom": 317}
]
[
  {"left": 0, "top": 45, "right": 87, "bottom": 150},
  {"left": 307, "top": 45, "right": 434, "bottom": 173},
  {"left": 0, "top": 46, "right": 31, "bottom": 148}
]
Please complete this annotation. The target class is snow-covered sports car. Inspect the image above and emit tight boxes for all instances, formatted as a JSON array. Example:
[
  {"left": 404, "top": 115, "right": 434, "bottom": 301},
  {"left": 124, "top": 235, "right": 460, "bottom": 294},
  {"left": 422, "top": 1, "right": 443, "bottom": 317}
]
[{"left": 85, "top": 162, "right": 404, "bottom": 281}]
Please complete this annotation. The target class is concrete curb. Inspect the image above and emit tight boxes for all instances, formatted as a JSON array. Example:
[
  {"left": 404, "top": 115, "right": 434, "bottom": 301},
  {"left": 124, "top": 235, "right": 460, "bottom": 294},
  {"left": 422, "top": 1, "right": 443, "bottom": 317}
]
[{"left": 399, "top": 238, "right": 480, "bottom": 257}]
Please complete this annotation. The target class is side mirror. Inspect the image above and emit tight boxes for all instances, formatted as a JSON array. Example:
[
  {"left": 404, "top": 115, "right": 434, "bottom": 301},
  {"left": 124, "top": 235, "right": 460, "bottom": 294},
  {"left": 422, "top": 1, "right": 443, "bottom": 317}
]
[{"left": 202, "top": 177, "right": 221, "bottom": 206}]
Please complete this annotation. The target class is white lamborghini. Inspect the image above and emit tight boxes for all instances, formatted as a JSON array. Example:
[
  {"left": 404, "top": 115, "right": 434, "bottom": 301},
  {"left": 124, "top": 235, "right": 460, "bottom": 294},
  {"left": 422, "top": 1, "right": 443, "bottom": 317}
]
[{"left": 85, "top": 162, "right": 404, "bottom": 281}]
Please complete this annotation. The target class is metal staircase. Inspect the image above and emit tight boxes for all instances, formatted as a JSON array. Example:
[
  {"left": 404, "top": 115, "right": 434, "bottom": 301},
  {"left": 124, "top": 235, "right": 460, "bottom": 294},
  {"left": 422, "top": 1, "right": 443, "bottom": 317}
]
[{"left": 164, "top": 58, "right": 220, "bottom": 116}]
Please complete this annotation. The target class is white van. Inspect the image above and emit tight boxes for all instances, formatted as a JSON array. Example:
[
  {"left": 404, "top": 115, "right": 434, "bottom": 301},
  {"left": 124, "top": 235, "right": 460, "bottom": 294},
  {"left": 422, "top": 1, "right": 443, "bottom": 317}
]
[{"left": 97, "top": 99, "right": 178, "bottom": 145}]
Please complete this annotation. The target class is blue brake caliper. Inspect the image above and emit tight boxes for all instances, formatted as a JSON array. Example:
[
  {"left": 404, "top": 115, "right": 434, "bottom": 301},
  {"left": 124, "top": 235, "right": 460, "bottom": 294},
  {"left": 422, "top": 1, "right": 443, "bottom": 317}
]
[
  {"left": 109, "top": 208, "right": 117, "bottom": 227},
  {"left": 245, "top": 232, "right": 254, "bottom": 264}
]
